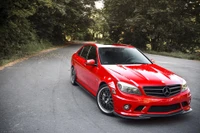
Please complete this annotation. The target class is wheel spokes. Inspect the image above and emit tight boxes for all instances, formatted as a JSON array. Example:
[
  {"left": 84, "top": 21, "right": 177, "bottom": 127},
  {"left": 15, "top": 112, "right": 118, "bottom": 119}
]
[{"left": 99, "top": 88, "right": 113, "bottom": 111}]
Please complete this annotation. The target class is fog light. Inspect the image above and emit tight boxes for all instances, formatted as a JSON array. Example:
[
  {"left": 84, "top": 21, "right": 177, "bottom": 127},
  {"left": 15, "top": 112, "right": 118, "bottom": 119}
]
[{"left": 124, "top": 104, "right": 131, "bottom": 110}]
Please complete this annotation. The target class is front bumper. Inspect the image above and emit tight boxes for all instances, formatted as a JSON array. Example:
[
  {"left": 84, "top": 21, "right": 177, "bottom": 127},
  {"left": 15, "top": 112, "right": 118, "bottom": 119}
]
[
  {"left": 112, "top": 90, "right": 192, "bottom": 119},
  {"left": 114, "top": 108, "right": 192, "bottom": 119}
]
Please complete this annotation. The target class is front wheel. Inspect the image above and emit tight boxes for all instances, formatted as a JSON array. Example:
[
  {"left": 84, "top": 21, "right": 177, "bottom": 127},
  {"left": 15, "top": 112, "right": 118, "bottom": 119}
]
[{"left": 96, "top": 84, "right": 114, "bottom": 115}]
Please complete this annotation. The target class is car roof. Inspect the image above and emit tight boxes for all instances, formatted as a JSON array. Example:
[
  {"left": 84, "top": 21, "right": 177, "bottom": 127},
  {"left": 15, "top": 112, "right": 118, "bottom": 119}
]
[{"left": 84, "top": 43, "right": 135, "bottom": 48}]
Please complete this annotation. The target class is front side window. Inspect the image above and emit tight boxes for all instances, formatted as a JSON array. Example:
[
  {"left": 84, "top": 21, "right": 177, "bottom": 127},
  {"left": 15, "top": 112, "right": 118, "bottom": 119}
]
[
  {"left": 87, "top": 46, "right": 97, "bottom": 62},
  {"left": 99, "top": 47, "right": 151, "bottom": 65}
]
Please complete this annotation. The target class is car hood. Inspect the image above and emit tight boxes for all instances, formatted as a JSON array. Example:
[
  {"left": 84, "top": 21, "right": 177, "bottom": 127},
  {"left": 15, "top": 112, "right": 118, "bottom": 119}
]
[{"left": 103, "top": 64, "right": 184, "bottom": 86}]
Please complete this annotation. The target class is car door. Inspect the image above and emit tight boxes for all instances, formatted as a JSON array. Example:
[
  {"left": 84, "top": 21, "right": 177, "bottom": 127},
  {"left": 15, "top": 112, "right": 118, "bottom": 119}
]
[
  {"left": 84, "top": 46, "right": 100, "bottom": 95},
  {"left": 75, "top": 45, "right": 91, "bottom": 86}
]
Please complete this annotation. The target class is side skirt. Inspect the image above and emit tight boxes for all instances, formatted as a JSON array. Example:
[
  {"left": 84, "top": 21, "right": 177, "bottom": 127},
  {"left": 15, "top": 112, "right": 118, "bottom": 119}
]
[{"left": 75, "top": 81, "right": 96, "bottom": 99}]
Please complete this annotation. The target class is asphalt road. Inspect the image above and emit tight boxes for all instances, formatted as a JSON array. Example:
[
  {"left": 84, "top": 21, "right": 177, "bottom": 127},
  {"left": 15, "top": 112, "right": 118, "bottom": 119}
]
[{"left": 0, "top": 44, "right": 200, "bottom": 133}]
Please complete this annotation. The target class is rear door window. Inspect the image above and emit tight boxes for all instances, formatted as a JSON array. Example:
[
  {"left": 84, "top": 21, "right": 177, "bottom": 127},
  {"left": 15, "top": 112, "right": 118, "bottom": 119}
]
[{"left": 80, "top": 45, "right": 91, "bottom": 59}]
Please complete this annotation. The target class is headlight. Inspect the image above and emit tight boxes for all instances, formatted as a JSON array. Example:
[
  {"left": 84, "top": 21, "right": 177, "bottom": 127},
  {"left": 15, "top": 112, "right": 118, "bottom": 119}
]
[
  {"left": 117, "top": 82, "right": 141, "bottom": 95},
  {"left": 181, "top": 83, "right": 188, "bottom": 92}
]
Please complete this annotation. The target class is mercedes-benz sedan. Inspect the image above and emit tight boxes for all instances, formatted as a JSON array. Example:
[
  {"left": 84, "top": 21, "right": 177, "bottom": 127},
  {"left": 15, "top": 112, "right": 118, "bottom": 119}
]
[{"left": 70, "top": 43, "right": 192, "bottom": 119}]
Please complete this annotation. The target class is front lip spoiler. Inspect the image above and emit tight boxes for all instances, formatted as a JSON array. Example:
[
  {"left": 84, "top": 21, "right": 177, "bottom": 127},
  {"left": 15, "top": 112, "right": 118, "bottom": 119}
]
[{"left": 114, "top": 108, "right": 192, "bottom": 119}]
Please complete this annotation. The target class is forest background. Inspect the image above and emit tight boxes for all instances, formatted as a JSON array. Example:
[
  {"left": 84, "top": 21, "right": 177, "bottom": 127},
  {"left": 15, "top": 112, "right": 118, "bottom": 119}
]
[{"left": 0, "top": 0, "right": 199, "bottom": 65}]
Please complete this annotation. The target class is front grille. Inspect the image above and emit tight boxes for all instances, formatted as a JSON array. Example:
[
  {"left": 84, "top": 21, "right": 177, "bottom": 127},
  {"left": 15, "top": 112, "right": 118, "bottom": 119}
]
[
  {"left": 148, "top": 103, "right": 181, "bottom": 112},
  {"left": 143, "top": 84, "right": 181, "bottom": 97}
]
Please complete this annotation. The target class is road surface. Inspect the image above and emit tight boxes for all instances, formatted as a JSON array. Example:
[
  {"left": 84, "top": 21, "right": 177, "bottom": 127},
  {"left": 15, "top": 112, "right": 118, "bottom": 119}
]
[{"left": 0, "top": 44, "right": 200, "bottom": 133}]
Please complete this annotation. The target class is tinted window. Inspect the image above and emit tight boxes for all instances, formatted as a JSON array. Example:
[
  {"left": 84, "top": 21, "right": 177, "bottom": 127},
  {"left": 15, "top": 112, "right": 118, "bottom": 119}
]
[
  {"left": 99, "top": 47, "right": 151, "bottom": 65},
  {"left": 87, "top": 46, "right": 97, "bottom": 62},
  {"left": 80, "top": 46, "right": 91, "bottom": 59},
  {"left": 78, "top": 47, "right": 84, "bottom": 56}
]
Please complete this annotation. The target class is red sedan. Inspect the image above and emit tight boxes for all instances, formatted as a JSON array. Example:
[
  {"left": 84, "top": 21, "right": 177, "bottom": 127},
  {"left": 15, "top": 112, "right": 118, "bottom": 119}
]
[{"left": 70, "top": 43, "right": 192, "bottom": 119}]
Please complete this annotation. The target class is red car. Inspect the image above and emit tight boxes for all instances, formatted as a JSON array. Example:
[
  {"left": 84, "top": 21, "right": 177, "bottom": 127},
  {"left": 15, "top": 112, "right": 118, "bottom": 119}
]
[{"left": 70, "top": 43, "right": 192, "bottom": 119}]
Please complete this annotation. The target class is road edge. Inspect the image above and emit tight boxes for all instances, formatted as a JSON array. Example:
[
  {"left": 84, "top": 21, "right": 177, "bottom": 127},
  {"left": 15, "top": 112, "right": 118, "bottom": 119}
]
[{"left": 0, "top": 45, "right": 68, "bottom": 71}]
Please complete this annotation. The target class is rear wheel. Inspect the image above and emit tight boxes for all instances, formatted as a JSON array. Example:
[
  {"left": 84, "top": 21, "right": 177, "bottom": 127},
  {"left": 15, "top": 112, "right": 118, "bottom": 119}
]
[
  {"left": 97, "top": 84, "right": 114, "bottom": 115},
  {"left": 71, "top": 66, "right": 76, "bottom": 85}
]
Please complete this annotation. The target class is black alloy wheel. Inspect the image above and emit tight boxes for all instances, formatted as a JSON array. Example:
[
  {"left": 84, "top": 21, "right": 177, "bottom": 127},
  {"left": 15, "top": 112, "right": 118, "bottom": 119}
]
[{"left": 97, "top": 84, "right": 114, "bottom": 115}]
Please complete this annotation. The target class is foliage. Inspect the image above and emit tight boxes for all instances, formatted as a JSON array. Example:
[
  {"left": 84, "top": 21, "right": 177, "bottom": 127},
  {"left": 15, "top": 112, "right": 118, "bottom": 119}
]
[
  {"left": 0, "top": 0, "right": 95, "bottom": 61},
  {"left": 0, "top": 39, "right": 53, "bottom": 66},
  {"left": 30, "top": 0, "right": 95, "bottom": 42},
  {"left": 145, "top": 50, "right": 200, "bottom": 61},
  {"left": 104, "top": 0, "right": 200, "bottom": 52},
  {"left": 1, "top": 0, "right": 200, "bottom": 64},
  {"left": 89, "top": 9, "right": 110, "bottom": 40}
]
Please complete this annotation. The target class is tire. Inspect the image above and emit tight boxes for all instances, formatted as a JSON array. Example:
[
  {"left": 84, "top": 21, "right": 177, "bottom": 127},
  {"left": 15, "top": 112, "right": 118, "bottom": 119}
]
[
  {"left": 71, "top": 66, "right": 76, "bottom": 85},
  {"left": 97, "top": 84, "right": 114, "bottom": 115}
]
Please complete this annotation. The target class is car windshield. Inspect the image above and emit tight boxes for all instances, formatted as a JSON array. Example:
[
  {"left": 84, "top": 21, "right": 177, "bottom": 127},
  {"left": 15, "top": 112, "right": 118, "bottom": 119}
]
[{"left": 99, "top": 47, "right": 152, "bottom": 65}]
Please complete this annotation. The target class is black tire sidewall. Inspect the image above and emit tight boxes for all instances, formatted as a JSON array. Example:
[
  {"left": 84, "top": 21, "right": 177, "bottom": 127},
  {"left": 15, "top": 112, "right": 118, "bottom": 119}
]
[
  {"left": 71, "top": 67, "right": 76, "bottom": 85},
  {"left": 96, "top": 84, "right": 114, "bottom": 115}
]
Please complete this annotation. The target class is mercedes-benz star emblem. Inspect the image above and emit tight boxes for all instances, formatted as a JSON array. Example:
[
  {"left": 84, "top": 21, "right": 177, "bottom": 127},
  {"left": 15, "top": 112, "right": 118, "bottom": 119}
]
[{"left": 162, "top": 86, "right": 171, "bottom": 97}]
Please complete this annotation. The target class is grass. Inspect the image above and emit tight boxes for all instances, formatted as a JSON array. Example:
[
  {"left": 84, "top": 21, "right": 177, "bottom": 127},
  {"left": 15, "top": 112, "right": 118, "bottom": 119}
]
[
  {"left": 0, "top": 40, "right": 55, "bottom": 66},
  {"left": 145, "top": 50, "right": 200, "bottom": 61}
]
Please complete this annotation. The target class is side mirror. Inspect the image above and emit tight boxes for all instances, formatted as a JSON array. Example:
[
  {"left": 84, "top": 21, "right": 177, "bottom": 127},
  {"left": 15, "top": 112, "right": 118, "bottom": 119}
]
[
  {"left": 86, "top": 59, "right": 96, "bottom": 66},
  {"left": 151, "top": 59, "right": 155, "bottom": 64}
]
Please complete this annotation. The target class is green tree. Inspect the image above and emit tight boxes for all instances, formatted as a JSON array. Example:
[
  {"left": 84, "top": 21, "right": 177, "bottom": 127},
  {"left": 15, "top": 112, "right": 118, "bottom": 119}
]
[
  {"left": 30, "top": 0, "right": 95, "bottom": 43},
  {"left": 104, "top": 0, "right": 200, "bottom": 52},
  {"left": 0, "top": 0, "right": 37, "bottom": 57},
  {"left": 89, "top": 9, "right": 109, "bottom": 41},
  {"left": 0, "top": 0, "right": 96, "bottom": 60}
]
